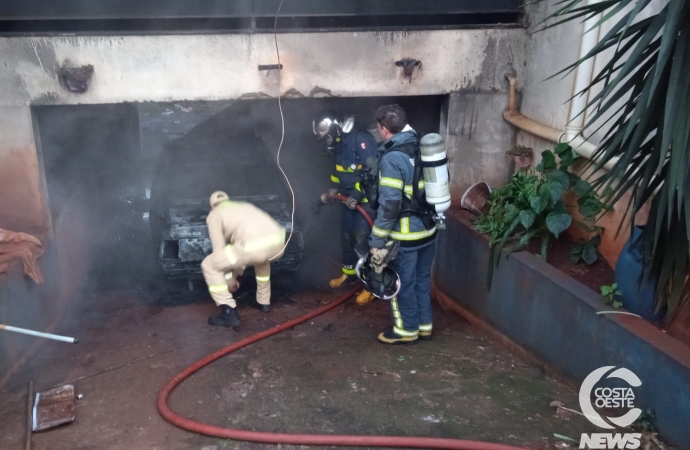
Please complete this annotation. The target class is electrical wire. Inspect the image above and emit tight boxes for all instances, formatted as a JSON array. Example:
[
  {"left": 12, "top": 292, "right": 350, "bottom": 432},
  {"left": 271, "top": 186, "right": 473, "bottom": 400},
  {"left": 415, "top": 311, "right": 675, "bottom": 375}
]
[{"left": 269, "top": 0, "right": 293, "bottom": 261}]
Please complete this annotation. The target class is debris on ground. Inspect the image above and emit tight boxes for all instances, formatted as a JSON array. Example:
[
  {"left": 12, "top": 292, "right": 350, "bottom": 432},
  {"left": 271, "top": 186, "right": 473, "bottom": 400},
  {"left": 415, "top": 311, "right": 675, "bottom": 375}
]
[
  {"left": 553, "top": 433, "right": 578, "bottom": 446},
  {"left": 33, "top": 385, "right": 76, "bottom": 432},
  {"left": 422, "top": 414, "right": 445, "bottom": 423},
  {"left": 173, "top": 104, "right": 193, "bottom": 113}
]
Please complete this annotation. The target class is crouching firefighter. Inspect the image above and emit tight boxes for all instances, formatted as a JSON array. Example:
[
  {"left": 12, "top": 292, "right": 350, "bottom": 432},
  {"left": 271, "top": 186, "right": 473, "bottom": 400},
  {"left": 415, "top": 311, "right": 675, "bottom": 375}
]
[
  {"left": 313, "top": 111, "right": 379, "bottom": 305},
  {"left": 364, "top": 104, "right": 439, "bottom": 345},
  {"left": 201, "top": 191, "right": 286, "bottom": 327}
]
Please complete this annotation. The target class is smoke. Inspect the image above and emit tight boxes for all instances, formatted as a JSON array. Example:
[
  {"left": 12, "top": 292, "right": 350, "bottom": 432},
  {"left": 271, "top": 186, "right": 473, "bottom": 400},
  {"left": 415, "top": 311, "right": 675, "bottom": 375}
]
[
  {"left": 0, "top": 95, "right": 444, "bottom": 388},
  {"left": 36, "top": 96, "right": 444, "bottom": 290}
]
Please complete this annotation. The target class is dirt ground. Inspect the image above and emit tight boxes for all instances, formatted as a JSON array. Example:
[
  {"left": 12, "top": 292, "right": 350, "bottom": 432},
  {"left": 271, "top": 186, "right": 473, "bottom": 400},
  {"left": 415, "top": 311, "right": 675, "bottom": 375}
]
[{"left": 0, "top": 281, "right": 597, "bottom": 450}]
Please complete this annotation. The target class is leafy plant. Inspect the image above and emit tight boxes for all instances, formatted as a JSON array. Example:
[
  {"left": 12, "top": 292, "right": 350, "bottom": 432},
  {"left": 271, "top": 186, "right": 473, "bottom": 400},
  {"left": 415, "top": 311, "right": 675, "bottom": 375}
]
[
  {"left": 571, "top": 235, "right": 601, "bottom": 265},
  {"left": 475, "top": 144, "right": 606, "bottom": 285},
  {"left": 536, "top": 0, "right": 690, "bottom": 321},
  {"left": 601, "top": 283, "right": 623, "bottom": 308},
  {"left": 570, "top": 219, "right": 605, "bottom": 265}
]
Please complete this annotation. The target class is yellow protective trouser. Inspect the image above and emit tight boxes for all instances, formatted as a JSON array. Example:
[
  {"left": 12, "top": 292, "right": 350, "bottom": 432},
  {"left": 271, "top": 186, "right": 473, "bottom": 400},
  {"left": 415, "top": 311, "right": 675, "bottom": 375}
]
[{"left": 201, "top": 239, "right": 284, "bottom": 308}]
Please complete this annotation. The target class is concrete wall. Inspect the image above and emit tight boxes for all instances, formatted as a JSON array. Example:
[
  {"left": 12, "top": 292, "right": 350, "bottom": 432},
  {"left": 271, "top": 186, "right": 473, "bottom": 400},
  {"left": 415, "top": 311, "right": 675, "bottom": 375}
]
[
  {"left": 0, "top": 106, "right": 49, "bottom": 235},
  {"left": 444, "top": 92, "right": 518, "bottom": 198},
  {"left": 0, "top": 30, "right": 525, "bottom": 105},
  {"left": 0, "top": 29, "right": 527, "bottom": 233},
  {"left": 435, "top": 215, "right": 690, "bottom": 449},
  {"left": 518, "top": 0, "right": 667, "bottom": 152}
]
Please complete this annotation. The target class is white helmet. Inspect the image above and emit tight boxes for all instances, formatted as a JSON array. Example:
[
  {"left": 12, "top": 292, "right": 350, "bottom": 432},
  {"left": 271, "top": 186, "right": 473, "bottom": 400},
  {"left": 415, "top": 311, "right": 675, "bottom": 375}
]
[
  {"left": 313, "top": 110, "right": 354, "bottom": 147},
  {"left": 209, "top": 191, "right": 229, "bottom": 208}
]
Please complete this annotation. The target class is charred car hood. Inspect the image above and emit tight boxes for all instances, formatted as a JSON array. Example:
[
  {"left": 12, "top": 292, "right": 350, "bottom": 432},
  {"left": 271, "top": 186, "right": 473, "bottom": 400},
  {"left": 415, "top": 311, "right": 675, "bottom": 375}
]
[{"left": 166, "top": 195, "right": 293, "bottom": 240}]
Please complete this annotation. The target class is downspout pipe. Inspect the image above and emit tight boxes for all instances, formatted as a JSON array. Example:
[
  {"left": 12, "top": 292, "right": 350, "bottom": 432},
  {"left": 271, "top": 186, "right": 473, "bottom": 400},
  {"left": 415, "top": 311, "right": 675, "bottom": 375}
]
[
  {"left": 503, "top": 79, "right": 616, "bottom": 171},
  {"left": 565, "top": 0, "right": 602, "bottom": 142},
  {"left": 503, "top": 0, "right": 619, "bottom": 171}
]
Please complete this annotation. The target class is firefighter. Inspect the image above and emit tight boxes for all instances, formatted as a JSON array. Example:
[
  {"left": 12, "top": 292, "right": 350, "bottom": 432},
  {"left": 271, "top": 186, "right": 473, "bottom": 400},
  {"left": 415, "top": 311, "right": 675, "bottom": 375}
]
[
  {"left": 368, "top": 105, "right": 437, "bottom": 345},
  {"left": 313, "top": 111, "right": 379, "bottom": 305},
  {"left": 201, "top": 191, "right": 286, "bottom": 327}
]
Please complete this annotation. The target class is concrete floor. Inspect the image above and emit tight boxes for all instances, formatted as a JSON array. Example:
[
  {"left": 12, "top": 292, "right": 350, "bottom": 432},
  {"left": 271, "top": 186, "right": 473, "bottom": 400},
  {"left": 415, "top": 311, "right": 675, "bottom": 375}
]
[{"left": 0, "top": 281, "right": 595, "bottom": 450}]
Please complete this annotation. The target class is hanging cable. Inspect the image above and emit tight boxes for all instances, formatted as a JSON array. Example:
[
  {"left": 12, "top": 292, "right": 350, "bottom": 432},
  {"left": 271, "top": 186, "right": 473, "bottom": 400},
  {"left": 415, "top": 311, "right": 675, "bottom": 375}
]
[{"left": 269, "top": 0, "right": 293, "bottom": 261}]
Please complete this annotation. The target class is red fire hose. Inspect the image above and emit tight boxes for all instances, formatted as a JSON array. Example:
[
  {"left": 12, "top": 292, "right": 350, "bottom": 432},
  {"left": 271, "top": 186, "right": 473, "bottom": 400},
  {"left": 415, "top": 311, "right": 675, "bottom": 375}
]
[
  {"left": 157, "top": 286, "right": 527, "bottom": 450},
  {"left": 332, "top": 194, "right": 375, "bottom": 227},
  {"left": 157, "top": 199, "right": 527, "bottom": 449}
]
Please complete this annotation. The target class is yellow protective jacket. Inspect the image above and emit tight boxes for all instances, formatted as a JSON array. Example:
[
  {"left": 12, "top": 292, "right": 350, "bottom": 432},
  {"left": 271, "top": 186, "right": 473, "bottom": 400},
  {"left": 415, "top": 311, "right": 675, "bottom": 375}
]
[{"left": 206, "top": 200, "right": 285, "bottom": 264}]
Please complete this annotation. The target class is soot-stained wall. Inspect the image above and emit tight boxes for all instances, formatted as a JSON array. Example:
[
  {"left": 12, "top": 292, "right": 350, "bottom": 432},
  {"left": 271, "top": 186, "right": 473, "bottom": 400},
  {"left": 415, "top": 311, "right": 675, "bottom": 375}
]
[
  {"left": 0, "top": 29, "right": 526, "bottom": 238},
  {"left": 0, "top": 30, "right": 524, "bottom": 105},
  {"left": 0, "top": 106, "right": 48, "bottom": 236},
  {"left": 30, "top": 97, "right": 443, "bottom": 291}
]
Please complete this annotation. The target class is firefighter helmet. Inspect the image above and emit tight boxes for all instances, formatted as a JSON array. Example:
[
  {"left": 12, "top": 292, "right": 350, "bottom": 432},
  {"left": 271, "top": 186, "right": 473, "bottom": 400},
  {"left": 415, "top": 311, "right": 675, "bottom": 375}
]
[
  {"left": 313, "top": 111, "right": 355, "bottom": 147},
  {"left": 355, "top": 255, "right": 401, "bottom": 300},
  {"left": 209, "top": 191, "right": 229, "bottom": 208}
]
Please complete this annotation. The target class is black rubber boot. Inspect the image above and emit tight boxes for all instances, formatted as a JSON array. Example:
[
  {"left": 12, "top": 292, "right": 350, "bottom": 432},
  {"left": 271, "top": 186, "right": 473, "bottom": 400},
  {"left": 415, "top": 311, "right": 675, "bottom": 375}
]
[
  {"left": 260, "top": 304, "right": 271, "bottom": 313},
  {"left": 418, "top": 331, "right": 433, "bottom": 342},
  {"left": 208, "top": 305, "right": 241, "bottom": 327},
  {"left": 377, "top": 329, "right": 418, "bottom": 345}
]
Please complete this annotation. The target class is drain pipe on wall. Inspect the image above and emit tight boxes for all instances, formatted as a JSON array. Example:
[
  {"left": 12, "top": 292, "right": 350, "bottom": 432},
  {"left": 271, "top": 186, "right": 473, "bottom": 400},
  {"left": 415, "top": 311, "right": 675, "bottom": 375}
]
[
  {"left": 565, "top": 1, "right": 602, "bottom": 144},
  {"left": 503, "top": 0, "right": 619, "bottom": 171}
]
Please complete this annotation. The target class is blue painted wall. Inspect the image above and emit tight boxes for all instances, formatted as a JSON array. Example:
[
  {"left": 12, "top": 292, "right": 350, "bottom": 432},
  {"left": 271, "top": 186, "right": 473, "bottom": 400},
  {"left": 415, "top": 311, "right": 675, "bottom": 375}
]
[{"left": 435, "top": 215, "right": 690, "bottom": 450}]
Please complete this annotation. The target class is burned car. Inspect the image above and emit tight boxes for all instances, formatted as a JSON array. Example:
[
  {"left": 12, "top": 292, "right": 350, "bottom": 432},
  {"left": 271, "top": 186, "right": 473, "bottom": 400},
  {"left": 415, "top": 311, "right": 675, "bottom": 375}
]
[{"left": 150, "top": 128, "right": 303, "bottom": 279}]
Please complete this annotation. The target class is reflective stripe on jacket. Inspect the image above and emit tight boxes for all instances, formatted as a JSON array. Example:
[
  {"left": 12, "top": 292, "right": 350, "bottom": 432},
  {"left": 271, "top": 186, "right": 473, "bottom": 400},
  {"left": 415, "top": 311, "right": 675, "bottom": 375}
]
[
  {"left": 369, "top": 127, "right": 437, "bottom": 249},
  {"left": 207, "top": 201, "right": 285, "bottom": 255},
  {"left": 330, "top": 129, "right": 378, "bottom": 201}
]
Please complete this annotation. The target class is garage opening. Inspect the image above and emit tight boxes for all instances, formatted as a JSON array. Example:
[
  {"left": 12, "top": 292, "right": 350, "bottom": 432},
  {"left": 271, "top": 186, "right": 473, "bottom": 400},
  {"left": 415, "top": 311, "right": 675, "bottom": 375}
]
[{"left": 32, "top": 96, "right": 445, "bottom": 305}]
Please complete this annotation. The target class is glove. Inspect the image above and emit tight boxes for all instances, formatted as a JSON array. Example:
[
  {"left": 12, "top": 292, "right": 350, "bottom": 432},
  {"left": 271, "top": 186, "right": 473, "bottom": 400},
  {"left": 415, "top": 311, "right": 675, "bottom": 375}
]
[
  {"left": 370, "top": 248, "right": 389, "bottom": 274},
  {"left": 345, "top": 196, "right": 358, "bottom": 210},
  {"left": 224, "top": 272, "right": 241, "bottom": 293},
  {"left": 369, "top": 240, "right": 400, "bottom": 274},
  {"left": 320, "top": 189, "right": 338, "bottom": 204}
]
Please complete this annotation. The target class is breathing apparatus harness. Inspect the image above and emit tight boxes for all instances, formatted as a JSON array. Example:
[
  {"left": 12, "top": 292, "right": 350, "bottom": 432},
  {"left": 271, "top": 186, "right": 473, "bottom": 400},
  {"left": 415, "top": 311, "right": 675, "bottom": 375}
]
[{"left": 360, "top": 131, "right": 436, "bottom": 229}]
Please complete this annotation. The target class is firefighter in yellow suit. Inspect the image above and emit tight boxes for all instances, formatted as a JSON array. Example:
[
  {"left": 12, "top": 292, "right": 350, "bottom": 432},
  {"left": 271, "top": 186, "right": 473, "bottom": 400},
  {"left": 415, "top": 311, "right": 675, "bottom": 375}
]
[{"left": 201, "top": 191, "right": 285, "bottom": 327}]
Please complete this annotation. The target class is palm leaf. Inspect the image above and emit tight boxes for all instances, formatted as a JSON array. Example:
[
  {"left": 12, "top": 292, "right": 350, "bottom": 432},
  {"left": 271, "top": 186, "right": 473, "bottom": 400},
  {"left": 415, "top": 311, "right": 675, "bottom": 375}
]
[{"left": 536, "top": 0, "right": 690, "bottom": 322}]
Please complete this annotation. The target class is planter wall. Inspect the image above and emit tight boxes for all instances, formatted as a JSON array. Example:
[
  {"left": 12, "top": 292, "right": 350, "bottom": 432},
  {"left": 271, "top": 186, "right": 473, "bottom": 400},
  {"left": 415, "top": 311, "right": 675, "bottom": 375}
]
[{"left": 434, "top": 213, "right": 690, "bottom": 450}]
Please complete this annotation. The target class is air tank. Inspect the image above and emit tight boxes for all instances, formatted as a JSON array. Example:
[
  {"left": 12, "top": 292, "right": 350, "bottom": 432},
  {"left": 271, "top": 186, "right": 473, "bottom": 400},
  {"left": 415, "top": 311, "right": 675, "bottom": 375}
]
[{"left": 419, "top": 133, "right": 451, "bottom": 224}]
